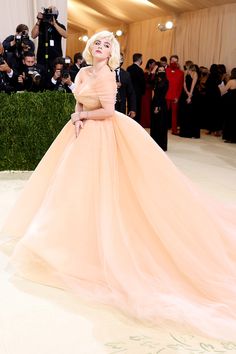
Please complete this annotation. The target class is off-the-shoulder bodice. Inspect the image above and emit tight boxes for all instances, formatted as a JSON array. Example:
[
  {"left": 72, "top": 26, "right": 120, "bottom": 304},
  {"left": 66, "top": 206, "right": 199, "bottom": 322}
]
[{"left": 73, "top": 65, "right": 117, "bottom": 111}]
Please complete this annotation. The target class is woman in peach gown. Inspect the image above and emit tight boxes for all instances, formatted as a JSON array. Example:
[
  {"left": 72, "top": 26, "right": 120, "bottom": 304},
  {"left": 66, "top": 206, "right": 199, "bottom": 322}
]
[{"left": 1, "top": 31, "right": 236, "bottom": 341}]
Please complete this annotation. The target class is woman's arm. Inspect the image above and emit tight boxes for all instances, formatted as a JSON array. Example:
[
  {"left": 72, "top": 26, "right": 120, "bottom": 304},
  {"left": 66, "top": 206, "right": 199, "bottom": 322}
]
[
  {"left": 189, "top": 71, "right": 198, "bottom": 97},
  {"left": 186, "top": 72, "right": 198, "bottom": 103},
  {"left": 72, "top": 102, "right": 115, "bottom": 138},
  {"left": 219, "top": 80, "right": 231, "bottom": 95},
  {"left": 183, "top": 71, "right": 189, "bottom": 95},
  {"left": 81, "top": 103, "right": 114, "bottom": 120},
  {"left": 71, "top": 102, "right": 114, "bottom": 124}
]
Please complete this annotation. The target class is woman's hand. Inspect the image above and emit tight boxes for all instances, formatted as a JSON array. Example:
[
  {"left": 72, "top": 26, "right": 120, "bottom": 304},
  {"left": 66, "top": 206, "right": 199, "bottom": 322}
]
[
  {"left": 71, "top": 112, "right": 81, "bottom": 124},
  {"left": 74, "top": 120, "right": 84, "bottom": 138},
  {"left": 186, "top": 96, "right": 192, "bottom": 104},
  {"left": 154, "top": 107, "right": 159, "bottom": 114}
]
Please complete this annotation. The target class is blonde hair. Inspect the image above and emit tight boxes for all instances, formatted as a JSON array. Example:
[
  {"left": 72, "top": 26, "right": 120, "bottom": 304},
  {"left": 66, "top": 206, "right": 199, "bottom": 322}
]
[{"left": 83, "top": 31, "right": 120, "bottom": 71}]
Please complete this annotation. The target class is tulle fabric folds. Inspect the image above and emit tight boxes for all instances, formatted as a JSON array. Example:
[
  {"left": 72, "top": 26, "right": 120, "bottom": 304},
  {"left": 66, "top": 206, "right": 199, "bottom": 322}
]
[{"left": 1, "top": 111, "right": 236, "bottom": 340}]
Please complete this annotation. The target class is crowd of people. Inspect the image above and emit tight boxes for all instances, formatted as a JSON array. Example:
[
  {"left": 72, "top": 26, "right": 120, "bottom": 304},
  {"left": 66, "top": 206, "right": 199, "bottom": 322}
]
[
  {"left": 125, "top": 53, "right": 236, "bottom": 150},
  {"left": 0, "top": 7, "right": 235, "bottom": 149}
]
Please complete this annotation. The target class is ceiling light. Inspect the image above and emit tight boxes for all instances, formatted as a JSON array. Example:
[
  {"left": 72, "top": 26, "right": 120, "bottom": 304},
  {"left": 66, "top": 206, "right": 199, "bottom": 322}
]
[
  {"left": 165, "top": 21, "right": 173, "bottom": 29},
  {"left": 79, "top": 35, "right": 88, "bottom": 42},
  {"left": 115, "top": 30, "right": 123, "bottom": 37},
  {"left": 82, "top": 35, "right": 88, "bottom": 42},
  {"left": 157, "top": 20, "right": 174, "bottom": 32}
]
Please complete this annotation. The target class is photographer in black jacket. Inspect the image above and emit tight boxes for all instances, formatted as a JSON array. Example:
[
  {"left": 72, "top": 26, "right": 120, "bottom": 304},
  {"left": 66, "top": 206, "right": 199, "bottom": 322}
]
[
  {"left": 0, "top": 42, "right": 17, "bottom": 93},
  {"left": 17, "top": 52, "right": 46, "bottom": 92},
  {"left": 2, "top": 24, "right": 35, "bottom": 73},
  {"left": 31, "top": 6, "right": 67, "bottom": 72},
  {"left": 46, "top": 56, "right": 75, "bottom": 93}
]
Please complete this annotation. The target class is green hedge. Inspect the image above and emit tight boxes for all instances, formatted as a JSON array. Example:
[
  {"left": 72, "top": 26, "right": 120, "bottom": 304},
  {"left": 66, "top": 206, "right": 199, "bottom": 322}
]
[{"left": 0, "top": 91, "right": 75, "bottom": 170}]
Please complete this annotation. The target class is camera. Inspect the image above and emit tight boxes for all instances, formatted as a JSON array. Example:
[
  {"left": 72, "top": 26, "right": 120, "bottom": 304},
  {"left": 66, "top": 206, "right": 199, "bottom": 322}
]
[
  {"left": 15, "top": 30, "right": 30, "bottom": 47},
  {"left": 61, "top": 58, "right": 71, "bottom": 79},
  {"left": 15, "top": 34, "right": 22, "bottom": 46},
  {"left": 0, "top": 55, "right": 5, "bottom": 65},
  {"left": 61, "top": 69, "right": 70, "bottom": 80},
  {"left": 27, "top": 66, "right": 41, "bottom": 83},
  {"left": 41, "top": 7, "right": 59, "bottom": 23},
  {"left": 15, "top": 31, "right": 29, "bottom": 44}
]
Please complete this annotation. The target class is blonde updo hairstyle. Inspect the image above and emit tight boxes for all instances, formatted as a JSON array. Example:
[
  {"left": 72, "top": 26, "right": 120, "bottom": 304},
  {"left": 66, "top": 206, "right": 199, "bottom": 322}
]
[{"left": 83, "top": 31, "right": 120, "bottom": 71}]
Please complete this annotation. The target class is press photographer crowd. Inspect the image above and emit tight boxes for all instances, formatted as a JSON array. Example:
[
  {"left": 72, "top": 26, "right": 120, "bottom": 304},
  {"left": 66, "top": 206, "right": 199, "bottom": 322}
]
[{"left": 0, "top": 6, "right": 86, "bottom": 94}]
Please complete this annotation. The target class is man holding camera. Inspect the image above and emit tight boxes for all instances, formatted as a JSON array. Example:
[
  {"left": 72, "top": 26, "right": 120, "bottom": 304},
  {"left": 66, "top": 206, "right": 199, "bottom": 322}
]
[
  {"left": 32, "top": 6, "right": 67, "bottom": 72},
  {"left": 0, "top": 42, "right": 17, "bottom": 93},
  {"left": 2, "top": 24, "right": 35, "bottom": 73},
  {"left": 17, "top": 52, "right": 46, "bottom": 92},
  {"left": 46, "top": 56, "right": 75, "bottom": 93}
]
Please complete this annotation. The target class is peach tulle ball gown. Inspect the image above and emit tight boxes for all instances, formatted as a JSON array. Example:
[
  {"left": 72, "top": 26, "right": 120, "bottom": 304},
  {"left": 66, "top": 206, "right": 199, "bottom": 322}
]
[{"left": 1, "top": 65, "right": 236, "bottom": 340}]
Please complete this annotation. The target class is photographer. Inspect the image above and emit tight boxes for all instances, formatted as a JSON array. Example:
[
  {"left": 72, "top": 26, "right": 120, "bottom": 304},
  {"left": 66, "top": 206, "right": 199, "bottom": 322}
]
[
  {"left": 46, "top": 56, "right": 75, "bottom": 93},
  {"left": 17, "top": 52, "right": 46, "bottom": 92},
  {"left": 0, "top": 42, "right": 17, "bottom": 93},
  {"left": 32, "top": 6, "right": 67, "bottom": 72},
  {"left": 3, "top": 24, "right": 35, "bottom": 73}
]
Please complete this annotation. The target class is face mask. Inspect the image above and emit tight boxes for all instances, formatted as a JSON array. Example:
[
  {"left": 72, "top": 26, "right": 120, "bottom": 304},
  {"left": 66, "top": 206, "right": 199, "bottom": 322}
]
[
  {"left": 158, "top": 72, "right": 166, "bottom": 79},
  {"left": 170, "top": 62, "right": 178, "bottom": 70}
]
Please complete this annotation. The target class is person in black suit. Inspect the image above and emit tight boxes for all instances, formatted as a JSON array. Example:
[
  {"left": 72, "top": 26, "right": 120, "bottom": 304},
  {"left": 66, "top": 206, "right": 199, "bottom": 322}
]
[
  {"left": 115, "top": 53, "right": 136, "bottom": 118},
  {"left": 0, "top": 41, "right": 17, "bottom": 93},
  {"left": 127, "top": 53, "right": 146, "bottom": 123},
  {"left": 69, "top": 52, "right": 87, "bottom": 82}
]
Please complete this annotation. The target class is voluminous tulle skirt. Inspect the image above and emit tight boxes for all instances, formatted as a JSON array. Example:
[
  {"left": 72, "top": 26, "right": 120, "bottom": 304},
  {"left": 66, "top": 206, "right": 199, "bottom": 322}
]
[{"left": 1, "top": 112, "right": 236, "bottom": 340}]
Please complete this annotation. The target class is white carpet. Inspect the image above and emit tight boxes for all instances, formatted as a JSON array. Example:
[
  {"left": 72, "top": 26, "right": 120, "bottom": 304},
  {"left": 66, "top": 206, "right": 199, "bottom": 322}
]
[{"left": 0, "top": 132, "right": 236, "bottom": 353}]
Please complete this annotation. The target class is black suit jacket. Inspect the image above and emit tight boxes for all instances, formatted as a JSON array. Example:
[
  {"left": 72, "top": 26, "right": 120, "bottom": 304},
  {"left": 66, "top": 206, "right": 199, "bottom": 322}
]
[
  {"left": 115, "top": 68, "right": 136, "bottom": 114},
  {"left": 69, "top": 64, "right": 80, "bottom": 82},
  {"left": 126, "top": 63, "right": 146, "bottom": 98}
]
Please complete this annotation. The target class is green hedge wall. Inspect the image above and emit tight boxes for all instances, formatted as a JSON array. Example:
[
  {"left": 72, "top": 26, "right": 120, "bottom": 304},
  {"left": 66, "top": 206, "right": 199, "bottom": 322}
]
[{"left": 0, "top": 91, "right": 75, "bottom": 171}]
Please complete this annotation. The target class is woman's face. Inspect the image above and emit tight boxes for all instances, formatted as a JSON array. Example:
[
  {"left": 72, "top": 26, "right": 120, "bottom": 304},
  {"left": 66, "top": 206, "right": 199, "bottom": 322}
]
[
  {"left": 149, "top": 62, "right": 156, "bottom": 70},
  {"left": 91, "top": 37, "right": 111, "bottom": 61}
]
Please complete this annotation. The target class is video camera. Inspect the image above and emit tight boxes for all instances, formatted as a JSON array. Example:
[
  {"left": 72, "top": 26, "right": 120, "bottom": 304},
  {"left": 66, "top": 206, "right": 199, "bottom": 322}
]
[{"left": 41, "top": 7, "right": 59, "bottom": 23}]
